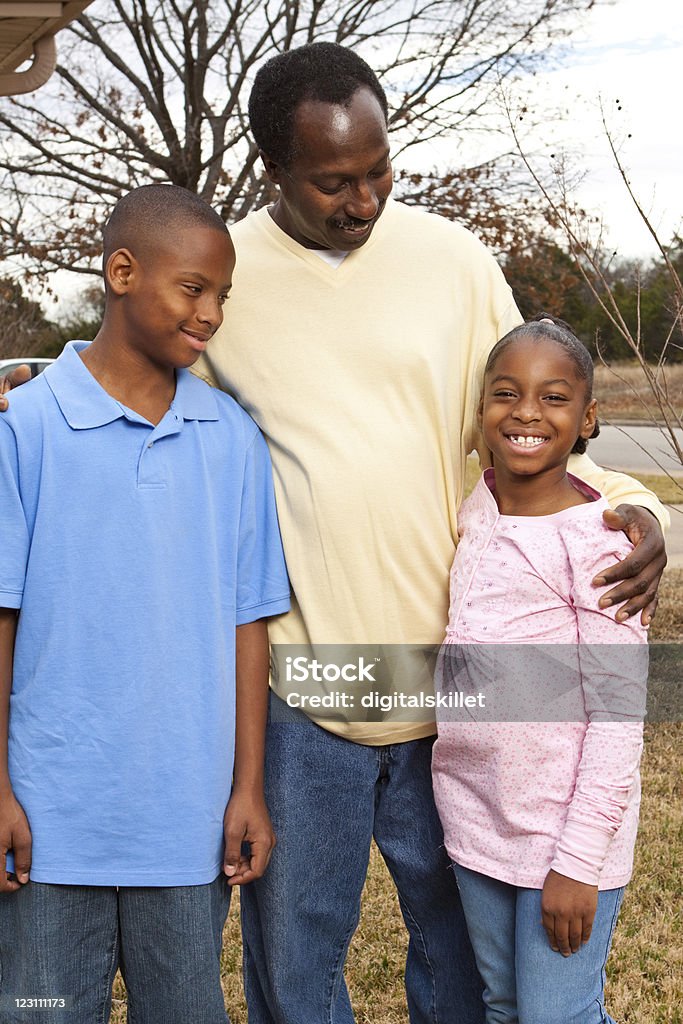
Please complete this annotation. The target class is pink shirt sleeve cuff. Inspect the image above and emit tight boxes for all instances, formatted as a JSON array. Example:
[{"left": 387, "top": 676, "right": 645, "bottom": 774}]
[{"left": 550, "top": 817, "right": 613, "bottom": 886}]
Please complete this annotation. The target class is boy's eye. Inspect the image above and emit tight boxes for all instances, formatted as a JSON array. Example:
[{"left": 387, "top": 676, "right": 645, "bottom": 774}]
[
  {"left": 218, "top": 293, "right": 229, "bottom": 306},
  {"left": 184, "top": 284, "right": 202, "bottom": 294},
  {"left": 545, "top": 394, "right": 568, "bottom": 402}
]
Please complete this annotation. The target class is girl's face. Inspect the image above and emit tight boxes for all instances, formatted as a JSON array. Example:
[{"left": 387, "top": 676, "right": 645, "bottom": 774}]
[{"left": 479, "top": 335, "right": 597, "bottom": 478}]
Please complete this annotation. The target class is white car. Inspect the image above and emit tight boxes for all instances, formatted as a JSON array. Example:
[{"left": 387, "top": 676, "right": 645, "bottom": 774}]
[{"left": 0, "top": 357, "right": 54, "bottom": 384}]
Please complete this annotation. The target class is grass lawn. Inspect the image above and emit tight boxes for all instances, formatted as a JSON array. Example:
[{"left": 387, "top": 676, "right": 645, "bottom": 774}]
[
  {"left": 593, "top": 363, "right": 683, "bottom": 426},
  {"left": 112, "top": 363, "right": 683, "bottom": 1022},
  {"left": 110, "top": 571, "right": 683, "bottom": 1023}
]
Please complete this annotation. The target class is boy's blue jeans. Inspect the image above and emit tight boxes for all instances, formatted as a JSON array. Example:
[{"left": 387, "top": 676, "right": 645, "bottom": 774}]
[
  {"left": 241, "top": 694, "right": 484, "bottom": 1024},
  {"left": 453, "top": 864, "right": 625, "bottom": 1024},
  {"left": 0, "top": 875, "right": 231, "bottom": 1023}
]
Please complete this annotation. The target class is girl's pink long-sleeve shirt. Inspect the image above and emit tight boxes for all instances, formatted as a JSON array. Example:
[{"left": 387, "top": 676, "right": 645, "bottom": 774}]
[{"left": 432, "top": 470, "right": 648, "bottom": 890}]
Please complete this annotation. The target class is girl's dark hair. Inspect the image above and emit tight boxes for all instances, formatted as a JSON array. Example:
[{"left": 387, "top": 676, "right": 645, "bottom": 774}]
[{"left": 484, "top": 313, "right": 599, "bottom": 455}]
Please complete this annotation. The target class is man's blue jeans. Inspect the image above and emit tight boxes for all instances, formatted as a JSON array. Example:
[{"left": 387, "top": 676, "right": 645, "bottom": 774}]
[
  {"left": 241, "top": 694, "right": 484, "bottom": 1023},
  {"left": 453, "top": 864, "right": 625, "bottom": 1024},
  {"left": 0, "top": 876, "right": 231, "bottom": 1023}
]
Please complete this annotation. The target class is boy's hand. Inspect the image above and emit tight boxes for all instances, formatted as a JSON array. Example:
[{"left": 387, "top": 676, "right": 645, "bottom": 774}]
[
  {"left": 541, "top": 869, "right": 598, "bottom": 956},
  {"left": 595, "top": 505, "right": 666, "bottom": 626},
  {"left": 0, "top": 790, "right": 32, "bottom": 891},
  {"left": 0, "top": 366, "right": 31, "bottom": 412},
  {"left": 222, "top": 787, "right": 275, "bottom": 886}
]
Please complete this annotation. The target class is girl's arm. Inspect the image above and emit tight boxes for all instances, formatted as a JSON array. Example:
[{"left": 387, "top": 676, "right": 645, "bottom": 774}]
[{"left": 542, "top": 526, "right": 647, "bottom": 955}]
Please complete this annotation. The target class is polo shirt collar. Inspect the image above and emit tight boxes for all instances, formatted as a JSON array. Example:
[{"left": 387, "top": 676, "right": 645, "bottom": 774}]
[{"left": 45, "top": 341, "right": 219, "bottom": 429}]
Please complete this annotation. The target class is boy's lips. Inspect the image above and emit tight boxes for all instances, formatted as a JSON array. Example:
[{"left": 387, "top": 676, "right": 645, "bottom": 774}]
[{"left": 181, "top": 329, "right": 211, "bottom": 351}]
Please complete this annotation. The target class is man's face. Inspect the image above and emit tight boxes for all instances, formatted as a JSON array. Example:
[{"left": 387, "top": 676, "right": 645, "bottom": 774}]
[
  {"left": 122, "top": 225, "right": 235, "bottom": 370},
  {"left": 264, "top": 87, "right": 393, "bottom": 251}
]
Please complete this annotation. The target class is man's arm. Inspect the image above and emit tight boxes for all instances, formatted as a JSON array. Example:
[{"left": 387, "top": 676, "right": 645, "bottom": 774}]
[
  {"left": 568, "top": 452, "right": 668, "bottom": 625},
  {"left": 222, "top": 618, "right": 275, "bottom": 886},
  {"left": 0, "top": 608, "right": 32, "bottom": 891}
]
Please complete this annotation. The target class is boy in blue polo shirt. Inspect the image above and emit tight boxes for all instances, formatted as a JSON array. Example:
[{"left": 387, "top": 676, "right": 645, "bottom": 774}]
[{"left": 0, "top": 185, "right": 290, "bottom": 1023}]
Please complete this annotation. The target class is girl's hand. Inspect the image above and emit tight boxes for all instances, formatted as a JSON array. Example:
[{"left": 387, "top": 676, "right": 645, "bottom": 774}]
[{"left": 541, "top": 869, "right": 598, "bottom": 956}]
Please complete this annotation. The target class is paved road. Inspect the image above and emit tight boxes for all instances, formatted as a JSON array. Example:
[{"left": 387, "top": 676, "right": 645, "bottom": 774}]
[
  {"left": 589, "top": 424, "right": 683, "bottom": 477},
  {"left": 589, "top": 425, "right": 683, "bottom": 569}
]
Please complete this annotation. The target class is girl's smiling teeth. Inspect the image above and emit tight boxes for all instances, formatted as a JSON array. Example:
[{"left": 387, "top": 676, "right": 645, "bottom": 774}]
[{"left": 506, "top": 434, "right": 548, "bottom": 448}]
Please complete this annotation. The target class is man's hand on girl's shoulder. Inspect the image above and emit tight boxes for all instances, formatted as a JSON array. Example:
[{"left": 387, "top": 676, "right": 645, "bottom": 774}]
[{"left": 595, "top": 505, "right": 666, "bottom": 626}]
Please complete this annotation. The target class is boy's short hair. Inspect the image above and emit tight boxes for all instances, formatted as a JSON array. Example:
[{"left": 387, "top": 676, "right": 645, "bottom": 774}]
[
  {"left": 248, "top": 42, "right": 389, "bottom": 169},
  {"left": 103, "top": 184, "right": 228, "bottom": 269}
]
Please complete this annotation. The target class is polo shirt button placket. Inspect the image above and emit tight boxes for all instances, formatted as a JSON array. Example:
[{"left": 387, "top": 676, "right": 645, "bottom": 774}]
[{"left": 138, "top": 431, "right": 166, "bottom": 489}]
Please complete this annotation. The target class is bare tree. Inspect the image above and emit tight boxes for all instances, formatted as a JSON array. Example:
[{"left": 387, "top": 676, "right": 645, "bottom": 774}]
[
  {"left": 508, "top": 100, "right": 683, "bottom": 497},
  {"left": 0, "top": 0, "right": 597, "bottom": 279},
  {"left": 0, "top": 277, "right": 58, "bottom": 358}
]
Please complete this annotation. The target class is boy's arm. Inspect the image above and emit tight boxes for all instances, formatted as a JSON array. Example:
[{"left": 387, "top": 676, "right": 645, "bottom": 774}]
[
  {"left": 0, "top": 608, "right": 32, "bottom": 891},
  {"left": 223, "top": 618, "right": 275, "bottom": 886}
]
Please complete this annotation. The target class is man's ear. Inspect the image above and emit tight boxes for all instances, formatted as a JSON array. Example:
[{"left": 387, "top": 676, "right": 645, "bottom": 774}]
[
  {"left": 106, "top": 248, "right": 135, "bottom": 296},
  {"left": 260, "top": 150, "right": 283, "bottom": 186}
]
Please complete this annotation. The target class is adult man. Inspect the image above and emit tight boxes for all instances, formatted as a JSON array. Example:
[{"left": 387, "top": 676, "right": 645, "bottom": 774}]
[
  {"left": 0, "top": 42, "right": 666, "bottom": 1024},
  {"left": 191, "top": 43, "right": 666, "bottom": 1024}
]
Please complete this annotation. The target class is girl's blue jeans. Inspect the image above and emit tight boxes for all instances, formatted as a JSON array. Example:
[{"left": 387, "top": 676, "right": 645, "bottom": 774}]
[
  {"left": 453, "top": 864, "right": 625, "bottom": 1024},
  {"left": 240, "top": 693, "right": 485, "bottom": 1023},
  {"left": 0, "top": 874, "right": 231, "bottom": 1023}
]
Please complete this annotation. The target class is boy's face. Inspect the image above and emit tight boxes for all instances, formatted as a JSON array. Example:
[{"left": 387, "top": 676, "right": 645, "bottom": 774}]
[{"left": 117, "top": 225, "right": 235, "bottom": 370}]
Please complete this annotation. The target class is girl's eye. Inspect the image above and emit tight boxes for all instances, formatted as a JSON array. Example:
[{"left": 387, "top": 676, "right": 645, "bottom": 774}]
[
  {"left": 545, "top": 394, "right": 568, "bottom": 402},
  {"left": 493, "top": 390, "right": 516, "bottom": 398}
]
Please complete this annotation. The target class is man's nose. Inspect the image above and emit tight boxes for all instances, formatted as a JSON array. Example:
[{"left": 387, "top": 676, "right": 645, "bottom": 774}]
[{"left": 345, "top": 181, "right": 380, "bottom": 220}]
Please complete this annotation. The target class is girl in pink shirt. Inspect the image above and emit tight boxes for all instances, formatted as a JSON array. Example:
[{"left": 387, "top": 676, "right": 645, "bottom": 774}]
[{"left": 432, "top": 316, "right": 648, "bottom": 1024}]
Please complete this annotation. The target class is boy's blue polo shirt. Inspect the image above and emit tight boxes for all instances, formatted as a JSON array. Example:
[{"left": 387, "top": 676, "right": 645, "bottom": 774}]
[{"left": 0, "top": 342, "right": 290, "bottom": 886}]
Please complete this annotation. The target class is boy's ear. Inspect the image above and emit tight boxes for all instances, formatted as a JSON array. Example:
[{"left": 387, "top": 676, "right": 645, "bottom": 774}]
[
  {"left": 260, "top": 150, "right": 283, "bottom": 186},
  {"left": 580, "top": 398, "right": 598, "bottom": 439},
  {"left": 105, "top": 248, "right": 135, "bottom": 295}
]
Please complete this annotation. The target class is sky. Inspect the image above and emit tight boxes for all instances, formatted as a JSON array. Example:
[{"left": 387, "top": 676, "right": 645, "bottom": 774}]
[
  {"left": 507, "top": 0, "right": 682, "bottom": 258},
  {"left": 392, "top": 0, "right": 682, "bottom": 261},
  {"left": 41, "top": 0, "right": 683, "bottom": 315}
]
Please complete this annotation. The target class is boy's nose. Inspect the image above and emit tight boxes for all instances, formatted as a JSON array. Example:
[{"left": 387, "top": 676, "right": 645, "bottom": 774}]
[{"left": 197, "top": 295, "right": 223, "bottom": 329}]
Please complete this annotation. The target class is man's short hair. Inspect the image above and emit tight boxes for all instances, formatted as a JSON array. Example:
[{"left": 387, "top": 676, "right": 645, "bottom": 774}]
[
  {"left": 103, "top": 184, "right": 228, "bottom": 267},
  {"left": 248, "top": 42, "right": 389, "bottom": 168}
]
